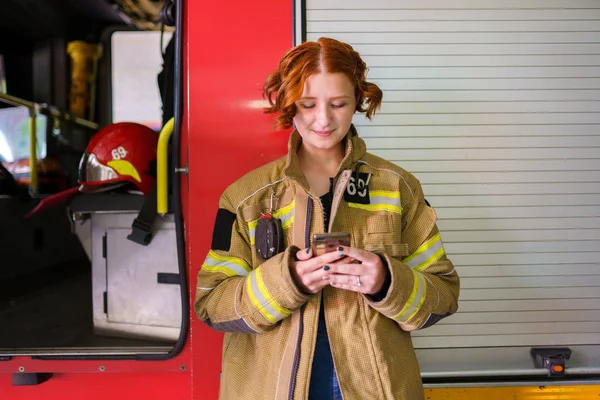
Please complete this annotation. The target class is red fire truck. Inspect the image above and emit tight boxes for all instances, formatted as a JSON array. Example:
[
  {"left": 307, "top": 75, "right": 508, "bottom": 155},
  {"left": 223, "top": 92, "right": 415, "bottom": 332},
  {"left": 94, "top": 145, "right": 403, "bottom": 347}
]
[{"left": 0, "top": 0, "right": 599, "bottom": 398}]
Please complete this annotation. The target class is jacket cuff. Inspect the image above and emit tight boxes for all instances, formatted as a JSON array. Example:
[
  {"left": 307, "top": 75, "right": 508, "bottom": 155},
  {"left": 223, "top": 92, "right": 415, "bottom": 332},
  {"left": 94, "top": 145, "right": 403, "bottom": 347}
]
[
  {"left": 261, "top": 246, "right": 311, "bottom": 310},
  {"left": 369, "top": 258, "right": 392, "bottom": 302},
  {"left": 364, "top": 251, "right": 414, "bottom": 316}
]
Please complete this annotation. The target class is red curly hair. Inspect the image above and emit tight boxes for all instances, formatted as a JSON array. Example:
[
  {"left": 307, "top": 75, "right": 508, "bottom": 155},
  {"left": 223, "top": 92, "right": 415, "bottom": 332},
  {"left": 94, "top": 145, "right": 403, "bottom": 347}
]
[{"left": 262, "top": 37, "right": 383, "bottom": 131}]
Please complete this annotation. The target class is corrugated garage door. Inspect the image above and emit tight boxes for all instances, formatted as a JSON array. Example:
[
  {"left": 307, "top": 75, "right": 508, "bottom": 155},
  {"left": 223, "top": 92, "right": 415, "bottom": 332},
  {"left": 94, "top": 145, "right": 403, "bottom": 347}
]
[{"left": 298, "top": 0, "right": 600, "bottom": 378}]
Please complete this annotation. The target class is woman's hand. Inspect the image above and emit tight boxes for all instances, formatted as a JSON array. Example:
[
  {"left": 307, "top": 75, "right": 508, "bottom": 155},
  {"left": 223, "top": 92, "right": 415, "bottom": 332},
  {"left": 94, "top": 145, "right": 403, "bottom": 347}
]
[
  {"left": 290, "top": 248, "right": 344, "bottom": 294},
  {"left": 324, "top": 246, "right": 388, "bottom": 295}
]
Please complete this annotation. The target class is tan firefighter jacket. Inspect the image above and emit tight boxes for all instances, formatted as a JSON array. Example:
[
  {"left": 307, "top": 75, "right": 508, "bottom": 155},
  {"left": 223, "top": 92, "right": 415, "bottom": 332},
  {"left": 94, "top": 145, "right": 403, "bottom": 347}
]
[{"left": 194, "top": 125, "right": 460, "bottom": 400}]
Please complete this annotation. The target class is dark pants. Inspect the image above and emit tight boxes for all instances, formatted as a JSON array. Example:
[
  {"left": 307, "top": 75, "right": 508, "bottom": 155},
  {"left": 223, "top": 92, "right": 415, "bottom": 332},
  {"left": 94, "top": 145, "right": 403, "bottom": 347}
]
[{"left": 308, "top": 318, "right": 343, "bottom": 400}]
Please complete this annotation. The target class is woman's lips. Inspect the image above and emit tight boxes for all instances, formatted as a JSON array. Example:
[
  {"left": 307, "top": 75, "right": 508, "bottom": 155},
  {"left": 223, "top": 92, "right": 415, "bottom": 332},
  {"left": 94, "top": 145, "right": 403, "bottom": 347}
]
[{"left": 313, "top": 129, "right": 334, "bottom": 137}]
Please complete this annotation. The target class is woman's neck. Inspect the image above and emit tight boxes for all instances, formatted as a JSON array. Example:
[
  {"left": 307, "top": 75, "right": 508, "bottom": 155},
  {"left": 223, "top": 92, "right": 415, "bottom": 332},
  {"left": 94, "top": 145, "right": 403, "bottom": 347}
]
[
  {"left": 297, "top": 142, "right": 345, "bottom": 196},
  {"left": 298, "top": 143, "right": 345, "bottom": 178}
]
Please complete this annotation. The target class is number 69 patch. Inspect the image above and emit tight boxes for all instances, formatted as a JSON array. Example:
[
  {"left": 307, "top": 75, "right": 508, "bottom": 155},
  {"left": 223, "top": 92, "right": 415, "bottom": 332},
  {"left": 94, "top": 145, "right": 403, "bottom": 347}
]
[{"left": 344, "top": 172, "right": 371, "bottom": 204}]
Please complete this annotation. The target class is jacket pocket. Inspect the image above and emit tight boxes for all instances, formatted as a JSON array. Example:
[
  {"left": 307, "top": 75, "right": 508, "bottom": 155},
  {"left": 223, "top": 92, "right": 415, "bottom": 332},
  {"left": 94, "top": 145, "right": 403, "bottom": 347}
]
[{"left": 363, "top": 214, "right": 409, "bottom": 258}]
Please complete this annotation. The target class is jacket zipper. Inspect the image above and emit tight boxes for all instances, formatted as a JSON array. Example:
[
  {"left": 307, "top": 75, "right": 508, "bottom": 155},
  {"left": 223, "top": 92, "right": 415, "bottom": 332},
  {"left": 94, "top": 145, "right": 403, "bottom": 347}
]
[{"left": 288, "top": 196, "right": 313, "bottom": 400}]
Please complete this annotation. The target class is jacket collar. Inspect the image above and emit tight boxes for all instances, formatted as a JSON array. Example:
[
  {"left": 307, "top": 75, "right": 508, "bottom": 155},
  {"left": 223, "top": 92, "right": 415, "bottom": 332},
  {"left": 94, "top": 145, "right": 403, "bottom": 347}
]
[{"left": 283, "top": 124, "right": 367, "bottom": 192}]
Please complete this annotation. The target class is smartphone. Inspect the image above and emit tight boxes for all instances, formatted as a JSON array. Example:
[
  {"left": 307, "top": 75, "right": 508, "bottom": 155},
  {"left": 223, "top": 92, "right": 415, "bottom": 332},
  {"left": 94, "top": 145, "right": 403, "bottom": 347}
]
[{"left": 311, "top": 232, "right": 351, "bottom": 256}]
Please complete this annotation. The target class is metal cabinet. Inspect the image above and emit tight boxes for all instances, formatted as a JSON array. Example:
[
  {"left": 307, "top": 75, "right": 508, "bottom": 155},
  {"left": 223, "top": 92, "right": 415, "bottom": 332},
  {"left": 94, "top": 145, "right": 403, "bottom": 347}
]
[{"left": 71, "top": 194, "right": 181, "bottom": 342}]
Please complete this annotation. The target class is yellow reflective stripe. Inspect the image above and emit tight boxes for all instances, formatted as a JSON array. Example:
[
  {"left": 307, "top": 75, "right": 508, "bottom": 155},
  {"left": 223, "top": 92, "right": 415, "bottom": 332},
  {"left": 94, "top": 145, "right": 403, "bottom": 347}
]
[
  {"left": 393, "top": 270, "right": 427, "bottom": 323},
  {"left": 248, "top": 221, "right": 257, "bottom": 244},
  {"left": 281, "top": 217, "right": 294, "bottom": 229},
  {"left": 414, "top": 247, "right": 445, "bottom": 272},
  {"left": 370, "top": 190, "right": 400, "bottom": 199},
  {"left": 348, "top": 190, "right": 402, "bottom": 214},
  {"left": 402, "top": 233, "right": 446, "bottom": 272},
  {"left": 202, "top": 265, "right": 238, "bottom": 277},
  {"left": 273, "top": 202, "right": 294, "bottom": 218},
  {"left": 248, "top": 202, "right": 295, "bottom": 244},
  {"left": 246, "top": 267, "right": 291, "bottom": 323},
  {"left": 207, "top": 250, "right": 252, "bottom": 273},
  {"left": 246, "top": 276, "right": 271, "bottom": 322},
  {"left": 348, "top": 203, "right": 402, "bottom": 214},
  {"left": 255, "top": 268, "right": 291, "bottom": 317},
  {"left": 202, "top": 250, "right": 251, "bottom": 277}
]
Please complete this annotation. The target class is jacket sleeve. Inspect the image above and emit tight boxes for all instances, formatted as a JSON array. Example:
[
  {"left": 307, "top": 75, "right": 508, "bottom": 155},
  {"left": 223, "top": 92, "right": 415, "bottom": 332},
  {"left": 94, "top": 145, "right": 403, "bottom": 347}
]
[
  {"left": 365, "top": 178, "right": 460, "bottom": 331},
  {"left": 193, "top": 192, "right": 310, "bottom": 334}
]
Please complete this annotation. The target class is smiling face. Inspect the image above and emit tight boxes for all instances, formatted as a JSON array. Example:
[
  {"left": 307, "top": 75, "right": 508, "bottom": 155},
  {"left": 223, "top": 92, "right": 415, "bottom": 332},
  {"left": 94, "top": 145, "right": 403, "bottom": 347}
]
[{"left": 293, "top": 72, "right": 357, "bottom": 154}]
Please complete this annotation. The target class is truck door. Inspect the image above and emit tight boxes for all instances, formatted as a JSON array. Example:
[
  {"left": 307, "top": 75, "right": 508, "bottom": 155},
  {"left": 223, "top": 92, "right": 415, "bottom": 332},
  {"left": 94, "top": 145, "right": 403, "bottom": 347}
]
[{"left": 299, "top": 0, "right": 600, "bottom": 382}]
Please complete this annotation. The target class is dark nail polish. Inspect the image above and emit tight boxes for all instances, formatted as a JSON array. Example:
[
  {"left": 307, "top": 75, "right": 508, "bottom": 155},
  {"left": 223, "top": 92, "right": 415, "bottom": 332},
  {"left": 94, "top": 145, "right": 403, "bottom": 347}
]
[
  {"left": 306, "top": 248, "right": 311, "bottom": 253},
  {"left": 339, "top": 253, "right": 345, "bottom": 257},
  {"left": 338, "top": 246, "right": 343, "bottom": 251},
  {"left": 324, "top": 265, "right": 330, "bottom": 271}
]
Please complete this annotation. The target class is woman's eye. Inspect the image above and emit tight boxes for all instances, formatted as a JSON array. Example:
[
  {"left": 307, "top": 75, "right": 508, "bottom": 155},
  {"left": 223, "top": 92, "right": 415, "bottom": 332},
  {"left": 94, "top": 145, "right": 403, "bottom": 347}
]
[
  {"left": 299, "top": 104, "right": 315, "bottom": 109},
  {"left": 331, "top": 103, "right": 347, "bottom": 109}
]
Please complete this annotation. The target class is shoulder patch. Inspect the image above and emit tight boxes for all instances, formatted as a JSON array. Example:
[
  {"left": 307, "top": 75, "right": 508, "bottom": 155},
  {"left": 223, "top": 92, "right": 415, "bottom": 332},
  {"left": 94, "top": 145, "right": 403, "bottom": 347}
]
[
  {"left": 212, "top": 208, "right": 237, "bottom": 251},
  {"left": 344, "top": 172, "right": 371, "bottom": 205}
]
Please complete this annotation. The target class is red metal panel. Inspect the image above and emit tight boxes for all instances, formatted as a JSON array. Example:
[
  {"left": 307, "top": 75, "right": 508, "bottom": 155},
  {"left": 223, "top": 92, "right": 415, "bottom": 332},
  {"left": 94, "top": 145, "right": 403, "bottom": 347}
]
[
  {"left": 0, "top": 0, "right": 292, "bottom": 397},
  {"left": 0, "top": 372, "right": 190, "bottom": 400},
  {"left": 0, "top": 356, "right": 190, "bottom": 375},
  {"left": 185, "top": 0, "right": 293, "bottom": 398}
]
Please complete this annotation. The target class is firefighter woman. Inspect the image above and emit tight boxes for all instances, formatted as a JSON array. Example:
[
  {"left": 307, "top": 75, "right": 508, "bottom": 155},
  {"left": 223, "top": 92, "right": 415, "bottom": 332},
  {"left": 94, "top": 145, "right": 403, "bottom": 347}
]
[{"left": 195, "top": 37, "right": 460, "bottom": 400}]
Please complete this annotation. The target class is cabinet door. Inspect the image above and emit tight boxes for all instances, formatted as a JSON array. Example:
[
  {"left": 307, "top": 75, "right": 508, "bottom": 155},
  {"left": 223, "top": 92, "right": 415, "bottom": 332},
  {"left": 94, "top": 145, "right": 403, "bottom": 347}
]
[{"left": 104, "top": 224, "right": 181, "bottom": 339}]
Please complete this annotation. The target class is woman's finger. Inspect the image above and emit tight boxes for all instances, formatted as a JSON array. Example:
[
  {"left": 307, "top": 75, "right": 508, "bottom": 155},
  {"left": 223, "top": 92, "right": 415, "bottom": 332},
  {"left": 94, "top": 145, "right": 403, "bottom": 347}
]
[
  {"left": 329, "top": 274, "right": 367, "bottom": 293},
  {"left": 337, "top": 245, "right": 377, "bottom": 264},
  {"left": 313, "top": 250, "right": 347, "bottom": 264},
  {"left": 324, "top": 263, "right": 362, "bottom": 276},
  {"left": 294, "top": 248, "right": 343, "bottom": 274},
  {"left": 331, "top": 256, "right": 357, "bottom": 265},
  {"left": 295, "top": 247, "right": 313, "bottom": 261},
  {"left": 299, "top": 266, "right": 332, "bottom": 293}
]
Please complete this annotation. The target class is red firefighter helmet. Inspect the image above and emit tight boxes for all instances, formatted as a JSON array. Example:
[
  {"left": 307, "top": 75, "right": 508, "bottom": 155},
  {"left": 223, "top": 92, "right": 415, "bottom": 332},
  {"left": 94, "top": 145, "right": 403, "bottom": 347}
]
[
  {"left": 25, "top": 122, "right": 158, "bottom": 218},
  {"left": 79, "top": 122, "right": 158, "bottom": 194}
]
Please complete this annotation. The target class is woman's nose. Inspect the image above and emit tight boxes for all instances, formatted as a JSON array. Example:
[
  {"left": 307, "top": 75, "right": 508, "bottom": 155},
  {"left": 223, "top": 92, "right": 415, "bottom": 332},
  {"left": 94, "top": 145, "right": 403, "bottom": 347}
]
[{"left": 316, "top": 105, "right": 332, "bottom": 125}]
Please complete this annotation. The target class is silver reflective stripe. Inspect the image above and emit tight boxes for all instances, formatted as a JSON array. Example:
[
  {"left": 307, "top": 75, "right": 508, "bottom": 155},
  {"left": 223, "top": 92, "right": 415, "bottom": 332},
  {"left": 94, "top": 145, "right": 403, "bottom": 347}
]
[
  {"left": 371, "top": 191, "right": 401, "bottom": 207},
  {"left": 202, "top": 250, "right": 251, "bottom": 277},
  {"left": 403, "top": 233, "right": 445, "bottom": 272},
  {"left": 348, "top": 190, "right": 402, "bottom": 214},
  {"left": 279, "top": 204, "right": 294, "bottom": 228},
  {"left": 247, "top": 267, "right": 291, "bottom": 323},
  {"left": 393, "top": 270, "right": 427, "bottom": 323}
]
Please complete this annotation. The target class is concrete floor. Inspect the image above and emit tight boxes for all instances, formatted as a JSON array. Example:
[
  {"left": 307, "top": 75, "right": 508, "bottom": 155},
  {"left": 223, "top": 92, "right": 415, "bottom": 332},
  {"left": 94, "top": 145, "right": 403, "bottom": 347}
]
[{"left": 0, "top": 262, "right": 171, "bottom": 350}]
